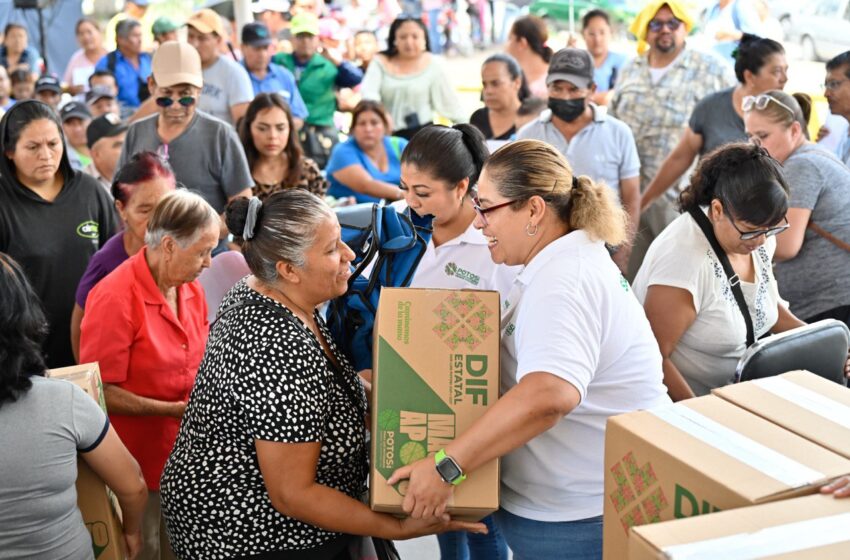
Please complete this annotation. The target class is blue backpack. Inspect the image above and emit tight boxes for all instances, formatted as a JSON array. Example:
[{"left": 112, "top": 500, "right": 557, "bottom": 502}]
[{"left": 327, "top": 204, "right": 433, "bottom": 370}]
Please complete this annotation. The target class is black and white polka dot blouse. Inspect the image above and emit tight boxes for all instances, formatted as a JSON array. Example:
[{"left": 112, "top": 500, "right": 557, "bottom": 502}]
[{"left": 160, "top": 279, "right": 368, "bottom": 559}]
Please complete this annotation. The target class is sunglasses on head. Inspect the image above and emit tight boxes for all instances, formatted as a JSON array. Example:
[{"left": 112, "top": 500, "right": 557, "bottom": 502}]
[
  {"left": 741, "top": 94, "right": 795, "bottom": 117},
  {"left": 155, "top": 96, "right": 196, "bottom": 108},
  {"left": 647, "top": 17, "right": 682, "bottom": 33}
]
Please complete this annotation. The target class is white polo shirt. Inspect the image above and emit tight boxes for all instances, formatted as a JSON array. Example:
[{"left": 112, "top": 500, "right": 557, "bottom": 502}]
[{"left": 499, "top": 230, "right": 670, "bottom": 522}]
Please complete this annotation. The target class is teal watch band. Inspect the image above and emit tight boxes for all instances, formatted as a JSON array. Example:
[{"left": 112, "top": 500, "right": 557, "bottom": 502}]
[{"left": 435, "top": 448, "right": 467, "bottom": 486}]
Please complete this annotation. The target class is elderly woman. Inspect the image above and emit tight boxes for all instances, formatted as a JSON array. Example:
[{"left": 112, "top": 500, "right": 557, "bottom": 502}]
[
  {"left": 70, "top": 151, "right": 176, "bottom": 362},
  {"left": 326, "top": 100, "right": 407, "bottom": 204},
  {"left": 744, "top": 90, "right": 850, "bottom": 328},
  {"left": 634, "top": 143, "right": 804, "bottom": 400},
  {"left": 0, "top": 100, "right": 116, "bottom": 368},
  {"left": 80, "top": 190, "right": 220, "bottom": 559},
  {"left": 161, "top": 190, "right": 484, "bottom": 559},
  {"left": 388, "top": 140, "right": 670, "bottom": 559},
  {"left": 0, "top": 252, "right": 148, "bottom": 560}
]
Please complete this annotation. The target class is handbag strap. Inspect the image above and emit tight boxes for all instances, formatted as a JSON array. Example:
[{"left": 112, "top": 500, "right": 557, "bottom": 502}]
[
  {"left": 688, "top": 207, "right": 755, "bottom": 347},
  {"left": 808, "top": 221, "right": 850, "bottom": 253},
  {"left": 213, "top": 298, "right": 367, "bottom": 417}
]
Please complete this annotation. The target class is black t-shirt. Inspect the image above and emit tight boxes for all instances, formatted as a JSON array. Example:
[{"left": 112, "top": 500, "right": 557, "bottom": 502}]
[
  {"left": 0, "top": 172, "right": 117, "bottom": 368},
  {"left": 470, "top": 107, "right": 516, "bottom": 141},
  {"left": 161, "top": 279, "right": 368, "bottom": 559}
]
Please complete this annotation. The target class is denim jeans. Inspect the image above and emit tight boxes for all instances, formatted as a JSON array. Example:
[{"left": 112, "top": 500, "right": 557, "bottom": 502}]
[
  {"left": 437, "top": 514, "right": 508, "bottom": 560},
  {"left": 493, "top": 509, "right": 603, "bottom": 560}
]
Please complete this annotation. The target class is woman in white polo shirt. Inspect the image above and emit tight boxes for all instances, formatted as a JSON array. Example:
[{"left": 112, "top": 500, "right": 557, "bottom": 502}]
[
  {"left": 389, "top": 139, "right": 670, "bottom": 559},
  {"left": 397, "top": 123, "right": 516, "bottom": 560}
]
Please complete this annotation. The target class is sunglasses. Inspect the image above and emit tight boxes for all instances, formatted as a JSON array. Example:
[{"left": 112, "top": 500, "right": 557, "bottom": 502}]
[
  {"left": 647, "top": 18, "right": 682, "bottom": 33},
  {"left": 472, "top": 196, "right": 514, "bottom": 227},
  {"left": 726, "top": 212, "right": 790, "bottom": 241},
  {"left": 741, "top": 94, "right": 795, "bottom": 116},
  {"left": 155, "top": 96, "right": 196, "bottom": 108}
]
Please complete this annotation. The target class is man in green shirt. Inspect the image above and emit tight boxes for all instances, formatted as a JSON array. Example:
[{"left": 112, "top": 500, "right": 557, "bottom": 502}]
[{"left": 273, "top": 13, "right": 363, "bottom": 168}]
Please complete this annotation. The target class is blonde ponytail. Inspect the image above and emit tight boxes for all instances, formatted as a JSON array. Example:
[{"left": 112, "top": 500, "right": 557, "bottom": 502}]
[{"left": 569, "top": 175, "right": 628, "bottom": 246}]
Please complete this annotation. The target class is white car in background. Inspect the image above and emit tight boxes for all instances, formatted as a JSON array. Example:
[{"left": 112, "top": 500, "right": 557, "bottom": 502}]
[{"left": 783, "top": 0, "right": 850, "bottom": 61}]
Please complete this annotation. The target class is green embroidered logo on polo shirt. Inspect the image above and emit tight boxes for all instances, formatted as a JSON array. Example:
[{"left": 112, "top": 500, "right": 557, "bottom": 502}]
[
  {"left": 444, "top": 262, "right": 481, "bottom": 286},
  {"left": 76, "top": 220, "right": 99, "bottom": 239},
  {"left": 619, "top": 275, "right": 630, "bottom": 292},
  {"left": 505, "top": 323, "right": 515, "bottom": 336}
]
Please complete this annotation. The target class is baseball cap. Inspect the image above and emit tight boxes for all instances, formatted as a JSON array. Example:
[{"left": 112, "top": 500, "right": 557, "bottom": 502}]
[
  {"left": 290, "top": 13, "right": 319, "bottom": 36},
  {"left": 129, "top": 0, "right": 149, "bottom": 6},
  {"left": 186, "top": 8, "right": 226, "bottom": 37},
  {"left": 86, "top": 85, "right": 116, "bottom": 105},
  {"left": 35, "top": 74, "right": 61, "bottom": 94},
  {"left": 152, "top": 16, "right": 181, "bottom": 37},
  {"left": 251, "top": 0, "right": 290, "bottom": 13},
  {"left": 242, "top": 21, "right": 272, "bottom": 48},
  {"left": 546, "top": 48, "right": 595, "bottom": 89},
  {"left": 59, "top": 101, "right": 92, "bottom": 122},
  {"left": 87, "top": 113, "right": 128, "bottom": 149},
  {"left": 151, "top": 41, "right": 203, "bottom": 89}
]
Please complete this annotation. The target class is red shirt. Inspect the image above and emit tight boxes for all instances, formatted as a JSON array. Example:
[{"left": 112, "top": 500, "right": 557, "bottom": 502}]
[{"left": 80, "top": 248, "right": 208, "bottom": 490}]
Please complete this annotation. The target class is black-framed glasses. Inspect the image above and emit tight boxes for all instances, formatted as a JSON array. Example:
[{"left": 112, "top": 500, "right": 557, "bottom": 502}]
[
  {"left": 472, "top": 196, "right": 514, "bottom": 226},
  {"left": 647, "top": 17, "right": 682, "bottom": 32},
  {"left": 825, "top": 78, "right": 848, "bottom": 91},
  {"left": 742, "top": 94, "right": 795, "bottom": 116},
  {"left": 155, "top": 96, "right": 196, "bottom": 108},
  {"left": 726, "top": 212, "right": 790, "bottom": 240}
]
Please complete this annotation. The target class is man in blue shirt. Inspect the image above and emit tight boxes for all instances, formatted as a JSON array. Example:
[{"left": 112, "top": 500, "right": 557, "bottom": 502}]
[
  {"left": 95, "top": 19, "right": 152, "bottom": 109},
  {"left": 241, "top": 21, "right": 308, "bottom": 128}
]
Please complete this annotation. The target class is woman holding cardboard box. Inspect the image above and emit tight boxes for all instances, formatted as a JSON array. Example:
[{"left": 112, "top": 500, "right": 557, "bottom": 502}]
[
  {"left": 160, "top": 190, "right": 485, "bottom": 560},
  {"left": 0, "top": 252, "right": 148, "bottom": 560},
  {"left": 388, "top": 139, "right": 671, "bottom": 559},
  {"left": 397, "top": 123, "right": 515, "bottom": 559}
]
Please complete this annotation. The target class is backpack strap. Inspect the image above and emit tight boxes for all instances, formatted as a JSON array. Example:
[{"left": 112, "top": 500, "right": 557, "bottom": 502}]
[
  {"left": 106, "top": 50, "right": 117, "bottom": 76},
  {"left": 688, "top": 207, "right": 755, "bottom": 347}
]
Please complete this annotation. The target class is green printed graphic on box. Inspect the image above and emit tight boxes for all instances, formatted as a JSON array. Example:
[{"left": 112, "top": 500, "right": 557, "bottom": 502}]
[
  {"left": 608, "top": 451, "right": 669, "bottom": 534},
  {"left": 376, "top": 337, "right": 455, "bottom": 489}
]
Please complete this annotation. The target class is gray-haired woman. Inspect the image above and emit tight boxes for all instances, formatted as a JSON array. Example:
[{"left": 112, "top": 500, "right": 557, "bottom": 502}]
[
  {"left": 80, "top": 189, "right": 220, "bottom": 559},
  {"left": 160, "top": 190, "right": 485, "bottom": 560}
]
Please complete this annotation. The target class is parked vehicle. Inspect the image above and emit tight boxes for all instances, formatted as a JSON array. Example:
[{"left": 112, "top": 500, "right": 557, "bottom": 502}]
[{"left": 784, "top": 0, "right": 850, "bottom": 61}]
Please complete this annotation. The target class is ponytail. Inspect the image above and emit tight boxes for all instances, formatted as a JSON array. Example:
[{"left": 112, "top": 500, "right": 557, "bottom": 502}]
[
  {"left": 401, "top": 124, "right": 489, "bottom": 193},
  {"left": 565, "top": 175, "right": 627, "bottom": 246}
]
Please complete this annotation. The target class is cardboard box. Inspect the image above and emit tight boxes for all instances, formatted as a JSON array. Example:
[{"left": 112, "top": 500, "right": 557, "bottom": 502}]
[
  {"left": 48, "top": 363, "right": 127, "bottom": 560},
  {"left": 714, "top": 370, "right": 850, "bottom": 459},
  {"left": 629, "top": 494, "right": 850, "bottom": 559},
  {"left": 602, "top": 395, "right": 850, "bottom": 560},
  {"left": 371, "top": 288, "right": 500, "bottom": 520}
]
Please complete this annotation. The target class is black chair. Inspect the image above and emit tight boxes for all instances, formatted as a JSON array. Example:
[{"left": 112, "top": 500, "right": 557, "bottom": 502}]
[{"left": 735, "top": 319, "right": 850, "bottom": 386}]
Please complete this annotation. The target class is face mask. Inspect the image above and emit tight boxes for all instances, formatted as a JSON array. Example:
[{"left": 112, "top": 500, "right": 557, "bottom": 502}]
[{"left": 548, "top": 97, "right": 586, "bottom": 122}]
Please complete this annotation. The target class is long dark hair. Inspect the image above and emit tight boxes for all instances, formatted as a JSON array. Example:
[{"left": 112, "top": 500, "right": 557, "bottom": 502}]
[
  {"left": 679, "top": 142, "right": 788, "bottom": 227},
  {"left": 0, "top": 100, "right": 72, "bottom": 184},
  {"left": 0, "top": 253, "right": 48, "bottom": 408},
  {"left": 401, "top": 124, "right": 489, "bottom": 192},
  {"left": 510, "top": 16, "right": 552, "bottom": 63},
  {"left": 239, "top": 93, "right": 304, "bottom": 189},
  {"left": 734, "top": 34, "right": 785, "bottom": 85},
  {"left": 381, "top": 16, "right": 431, "bottom": 57}
]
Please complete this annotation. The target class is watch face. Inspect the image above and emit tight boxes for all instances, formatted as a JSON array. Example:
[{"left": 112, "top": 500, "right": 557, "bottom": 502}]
[{"left": 438, "top": 458, "right": 462, "bottom": 482}]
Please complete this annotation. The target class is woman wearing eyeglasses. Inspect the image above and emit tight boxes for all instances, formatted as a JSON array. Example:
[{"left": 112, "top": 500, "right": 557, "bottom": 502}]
[
  {"left": 640, "top": 34, "right": 787, "bottom": 213},
  {"left": 633, "top": 142, "right": 804, "bottom": 401},
  {"left": 744, "top": 90, "right": 850, "bottom": 329},
  {"left": 388, "top": 140, "right": 670, "bottom": 559}
]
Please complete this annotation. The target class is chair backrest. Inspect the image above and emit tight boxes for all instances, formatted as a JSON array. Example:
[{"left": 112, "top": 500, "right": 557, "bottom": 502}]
[
  {"left": 197, "top": 251, "right": 251, "bottom": 323},
  {"left": 736, "top": 319, "right": 850, "bottom": 386}
]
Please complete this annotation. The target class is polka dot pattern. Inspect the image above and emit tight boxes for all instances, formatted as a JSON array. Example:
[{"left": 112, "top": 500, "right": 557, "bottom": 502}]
[{"left": 160, "top": 279, "right": 367, "bottom": 558}]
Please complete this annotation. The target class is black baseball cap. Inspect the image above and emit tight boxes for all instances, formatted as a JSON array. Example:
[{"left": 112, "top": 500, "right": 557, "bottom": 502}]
[
  {"left": 547, "top": 48, "right": 595, "bottom": 89},
  {"left": 86, "top": 113, "right": 128, "bottom": 149},
  {"left": 35, "top": 74, "right": 61, "bottom": 94},
  {"left": 60, "top": 101, "right": 92, "bottom": 122},
  {"left": 242, "top": 21, "right": 272, "bottom": 48}
]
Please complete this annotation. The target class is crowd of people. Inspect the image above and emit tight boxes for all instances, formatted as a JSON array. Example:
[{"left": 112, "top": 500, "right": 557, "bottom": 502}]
[{"left": 2, "top": 0, "right": 850, "bottom": 559}]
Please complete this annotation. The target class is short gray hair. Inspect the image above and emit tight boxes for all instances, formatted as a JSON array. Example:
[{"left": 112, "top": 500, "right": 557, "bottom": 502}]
[
  {"left": 116, "top": 19, "right": 141, "bottom": 39},
  {"left": 145, "top": 189, "right": 220, "bottom": 249},
  {"left": 225, "top": 190, "right": 334, "bottom": 283}
]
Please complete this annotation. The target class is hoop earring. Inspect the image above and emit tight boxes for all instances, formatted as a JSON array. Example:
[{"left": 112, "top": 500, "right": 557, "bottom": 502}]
[{"left": 526, "top": 222, "right": 538, "bottom": 236}]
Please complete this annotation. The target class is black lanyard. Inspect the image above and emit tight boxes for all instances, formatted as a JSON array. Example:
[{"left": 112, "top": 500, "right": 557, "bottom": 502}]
[{"left": 688, "top": 207, "right": 756, "bottom": 347}]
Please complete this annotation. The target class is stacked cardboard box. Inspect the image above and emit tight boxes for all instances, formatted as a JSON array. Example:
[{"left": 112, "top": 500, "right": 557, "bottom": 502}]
[
  {"left": 48, "top": 363, "right": 127, "bottom": 560},
  {"left": 602, "top": 395, "right": 850, "bottom": 559},
  {"left": 370, "top": 288, "right": 501, "bottom": 521},
  {"left": 630, "top": 493, "right": 850, "bottom": 559}
]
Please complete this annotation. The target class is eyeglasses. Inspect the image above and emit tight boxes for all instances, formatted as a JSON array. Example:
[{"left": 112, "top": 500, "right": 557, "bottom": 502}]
[
  {"left": 647, "top": 18, "right": 682, "bottom": 33},
  {"left": 825, "top": 78, "right": 848, "bottom": 91},
  {"left": 155, "top": 96, "right": 196, "bottom": 108},
  {"left": 742, "top": 94, "right": 795, "bottom": 117},
  {"left": 472, "top": 196, "right": 514, "bottom": 226},
  {"left": 726, "top": 212, "right": 790, "bottom": 241}
]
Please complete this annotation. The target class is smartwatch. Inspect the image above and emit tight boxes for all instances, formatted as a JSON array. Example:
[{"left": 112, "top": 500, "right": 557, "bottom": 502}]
[{"left": 435, "top": 449, "right": 466, "bottom": 486}]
